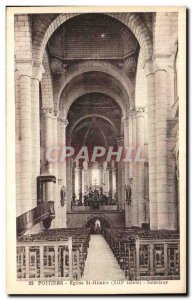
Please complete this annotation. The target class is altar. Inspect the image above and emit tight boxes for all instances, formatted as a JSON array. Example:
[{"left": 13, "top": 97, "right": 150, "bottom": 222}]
[{"left": 87, "top": 197, "right": 103, "bottom": 209}]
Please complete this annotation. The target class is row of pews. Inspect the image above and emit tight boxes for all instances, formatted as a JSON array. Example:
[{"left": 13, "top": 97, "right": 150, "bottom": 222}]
[
  {"left": 103, "top": 227, "right": 180, "bottom": 280},
  {"left": 17, "top": 228, "right": 90, "bottom": 280}
]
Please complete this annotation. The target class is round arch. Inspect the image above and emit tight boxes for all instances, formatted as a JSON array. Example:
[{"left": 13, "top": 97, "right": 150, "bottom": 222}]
[
  {"left": 33, "top": 12, "right": 152, "bottom": 64},
  {"left": 68, "top": 114, "right": 117, "bottom": 137},
  {"left": 82, "top": 214, "right": 113, "bottom": 228},
  {"left": 59, "top": 85, "right": 127, "bottom": 118},
  {"left": 55, "top": 61, "right": 134, "bottom": 109}
]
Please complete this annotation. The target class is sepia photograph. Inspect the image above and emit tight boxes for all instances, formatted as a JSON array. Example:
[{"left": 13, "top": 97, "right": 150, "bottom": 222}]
[{"left": 6, "top": 6, "right": 186, "bottom": 294}]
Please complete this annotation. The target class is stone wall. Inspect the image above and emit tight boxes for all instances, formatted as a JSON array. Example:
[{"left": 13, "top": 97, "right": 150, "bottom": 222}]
[{"left": 67, "top": 211, "right": 125, "bottom": 228}]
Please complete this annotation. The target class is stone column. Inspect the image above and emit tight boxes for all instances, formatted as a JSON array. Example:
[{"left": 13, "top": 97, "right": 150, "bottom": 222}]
[
  {"left": 83, "top": 161, "right": 89, "bottom": 191},
  {"left": 71, "top": 160, "right": 75, "bottom": 196},
  {"left": 155, "top": 69, "right": 169, "bottom": 229},
  {"left": 103, "top": 161, "right": 109, "bottom": 193},
  {"left": 131, "top": 112, "right": 139, "bottom": 226},
  {"left": 117, "top": 137, "right": 124, "bottom": 211},
  {"left": 42, "top": 106, "right": 54, "bottom": 201},
  {"left": 99, "top": 162, "right": 104, "bottom": 187},
  {"left": 123, "top": 117, "right": 129, "bottom": 185},
  {"left": 82, "top": 165, "right": 85, "bottom": 194},
  {"left": 31, "top": 64, "right": 44, "bottom": 207},
  {"left": 136, "top": 107, "right": 145, "bottom": 226},
  {"left": 57, "top": 117, "right": 68, "bottom": 226},
  {"left": 64, "top": 137, "right": 72, "bottom": 215},
  {"left": 58, "top": 117, "right": 68, "bottom": 186},
  {"left": 146, "top": 63, "right": 157, "bottom": 229},
  {"left": 111, "top": 161, "right": 117, "bottom": 198},
  {"left": 123, "top": 117, "right": 131, "bottom": 226},
  {"left": 16, "top": 62, "right": 33, "bottom": 215},
  {"left": 66, "top": 155, "right": 73, "bottom": 214},
  {"left": 128, "top": 111, "right": 134, "bottom": 180},
  {"left": 79, "top": 164, "right": 83, "bottom": 197},
  {"left": 51, "top": 110, "right": 59, "bottom": 228},
  {"left": 109, "top": 163, "right": 113, "bottom": 194},
  {"left": 74, "top": 161, "right": 80, "bottom": 199},
  {"left": 88, "top": 162, "right": 92, "bottom": 187}
]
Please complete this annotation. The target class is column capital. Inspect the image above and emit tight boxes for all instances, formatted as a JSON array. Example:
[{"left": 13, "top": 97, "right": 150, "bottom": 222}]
[
  {"left": 153, "top": 56, "right": 171, "bottom": 73},
  {"left": 32, "top": 63, "right": 45, "bottom": 81},
  {"left": 144, "top": 60, "right": 154, "bottom": 77},
  {"left": 129, "top": 109, "right": 136, "bottom": 117},
  {"left": 136, "top": 107, "right": 145, "bottom": 116},
  {"left": 58, "top": 116, "right": 69, "bottom": 127},
  {"left": 122, "top": 117, "right": 129, "bottom": 127},
  {"left": 15, "top": 60, "right": 33, "bottom": 77},
  {"left": 53, "top": 109, "right": 60, "bottom": 118},
  {"left": 41, "top": 106, "right": 54, "bottom": 118}
]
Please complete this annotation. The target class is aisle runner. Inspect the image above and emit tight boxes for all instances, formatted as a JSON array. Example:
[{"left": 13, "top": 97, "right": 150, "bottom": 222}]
[{"left": 82, "top": 234, "right": 125, "bottom": 280}]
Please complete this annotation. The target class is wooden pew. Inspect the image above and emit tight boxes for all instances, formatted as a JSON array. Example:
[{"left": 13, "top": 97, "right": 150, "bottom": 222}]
[
  {"left": 17, "top": 228, "right": 91, "bottom": 280},
  {"left": 103, "top": 228, "right": 180, "bottom": 280}
]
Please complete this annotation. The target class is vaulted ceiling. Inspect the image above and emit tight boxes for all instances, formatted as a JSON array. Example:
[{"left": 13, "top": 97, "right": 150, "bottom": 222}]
[
  {"left": 67, "top": 92, "right": 122, "bottom": 145},
  {"left": 48, "top": 13, "right": 139, "bottom": 60}
]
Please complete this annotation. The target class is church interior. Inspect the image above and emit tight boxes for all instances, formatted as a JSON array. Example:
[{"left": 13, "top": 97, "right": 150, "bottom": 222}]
[{"left": 15, "top": 12, "right": 180, "bottom": 280}]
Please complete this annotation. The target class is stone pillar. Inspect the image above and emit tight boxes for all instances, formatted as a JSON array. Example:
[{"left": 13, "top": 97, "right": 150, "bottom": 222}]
[
  {"left": 82, "top": 165, "right": 85, "bottom": 194},
  {"left": 155, "top": 69, "right": 169, "bottom": 229},
  {"left": 99, "top": 162, "right": 104, "bottom": 187},
  {"left": 16, "top": 62, "right": 33, "bottom": 215},
  {"left": 131, "top": 113, "right": 139, "bottom": 226},
  {"left": 123, "top": 117, "right": 129, "bottom": 185},
  {"left": 111, "top": 161, "right": 117, "bottom": 198},
  {"left": 58, "top": 117, "right": 68, "bottom": 186},
  {"left": 31, "top": 64, "right": 44, "bottom": 207},
  {"left": 123, "top": 117, "right": 131, "bottom": 226},
  {"left": 103, "top": 161, "right": 109, "bottom": 193},
  {"left": 136, "top": 107, "right": 145, "bottom": 226},
  {"left": 72, "top": 160, "right": 75, "bottom": 195},
  {"left": 51, "top": 110, "right": 59, "bottom": 228},
  {"left": 109, "top": 163, "right": 113, "bottom": 194},
  {"left": 74, "top": 161, "right": 80, "bottom": 199},
  {"left": 129, "top": 111, "right": 134, "bottom": 180},
  {"left": 146, "top": 64, "right": 157, "bottom": 229},
  {"left": 42, "top": 107, "right": 54, "bottom": 201},
  {"left": 88, "top": 162, "right": 92, "bottom": 187},
  {"left": 79, "top": 164, "right": 83, "bottom": 197},
  {"left": 117, "top": 137, "right": 124, "bottom": 211},
  {"left": 57, "top": 117, "right": 68, "bottom": 226},
  {"left": 66, "top": 154, "right": 73, "bottom": 214},
  {"left": 83, "top": 161, "right": 89, "bottom": 191}
]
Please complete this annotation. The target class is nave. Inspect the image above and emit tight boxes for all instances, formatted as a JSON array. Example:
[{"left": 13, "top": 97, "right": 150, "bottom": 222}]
[
  {"left": 14, "top": 12, "right": 180, "bottom": 283},
  {"left": 17, "top": 226, "right": 180, "bottom": 281},
  {"left": 82, "top": 235, "right": 125, "bottom": 281}
]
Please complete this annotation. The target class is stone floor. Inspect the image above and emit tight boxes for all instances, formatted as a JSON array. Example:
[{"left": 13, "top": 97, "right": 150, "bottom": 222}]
[{"left": 82, "top": 234, "right": 125, "bottom": 280}]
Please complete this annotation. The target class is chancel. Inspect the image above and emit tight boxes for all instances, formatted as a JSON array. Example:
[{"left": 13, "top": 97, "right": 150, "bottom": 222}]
[{"left": 15, "top": 12, "right": 180, "bottom": 281}]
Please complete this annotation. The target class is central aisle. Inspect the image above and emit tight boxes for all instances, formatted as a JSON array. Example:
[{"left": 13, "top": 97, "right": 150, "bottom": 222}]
[{"left": 82, "top": 234, "right": 125, "bottom": 280}]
